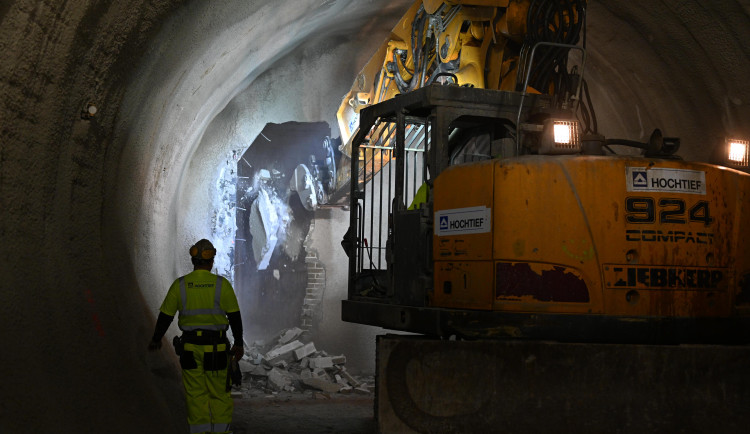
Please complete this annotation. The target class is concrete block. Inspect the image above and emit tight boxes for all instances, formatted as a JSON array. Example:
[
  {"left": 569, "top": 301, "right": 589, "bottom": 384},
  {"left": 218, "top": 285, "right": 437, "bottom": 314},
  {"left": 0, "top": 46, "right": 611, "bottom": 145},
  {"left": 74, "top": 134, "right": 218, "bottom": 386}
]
[
  {"left": 302, "top": 377, "right": 342, "bottom": 393},
  {"left": 249, "top": 365, "right": 269, "bottom": 377},
  {"left": 265, "top": 340, "right": 304, "bottom": 361},
  {"left": 294, "top": 342, "right": 317, "bottom": 360},
  {"left": 300, "top": 369, "right": 313, "bottom": 379},
  {"left": 353, "top": 386, "right": 371, "bottom": 395},
  {"left": 278, "top": 327, "right": 303, "bottom": 344},
  {"left": 312, "top": 368, "right": 328, "bottom": 379},
  {"left": 300, "top": 358, "right": 310, "bottom": 368},
  {"left": 331, "top": 355, "right": 346, "bottom": 365},
  {"left": 267, "top": 368, "right": 290, "bottom": 391},
  {"left": 238, "top": 360, "right": 254, "bottom": 373},
  {"left": 309, "top": 357, "right": 333, "bottom": 369},
  {"left": 339, "top": 369, "right": 360, "bottom": 387}
]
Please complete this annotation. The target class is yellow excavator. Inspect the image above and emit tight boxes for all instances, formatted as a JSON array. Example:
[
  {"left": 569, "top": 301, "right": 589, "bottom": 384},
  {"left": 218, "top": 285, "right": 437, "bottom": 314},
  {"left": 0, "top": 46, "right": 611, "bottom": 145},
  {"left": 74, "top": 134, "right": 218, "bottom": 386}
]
[{"left": 336, "top": 1, "right": 750, "bottom": 432}]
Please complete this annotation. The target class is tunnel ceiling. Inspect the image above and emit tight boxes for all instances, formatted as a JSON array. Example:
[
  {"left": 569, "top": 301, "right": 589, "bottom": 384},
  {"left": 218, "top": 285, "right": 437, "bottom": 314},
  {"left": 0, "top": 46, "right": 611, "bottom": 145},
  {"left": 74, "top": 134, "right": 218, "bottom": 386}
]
[{"left": 2, "top": 0, "right": 750, "bottom": 431}]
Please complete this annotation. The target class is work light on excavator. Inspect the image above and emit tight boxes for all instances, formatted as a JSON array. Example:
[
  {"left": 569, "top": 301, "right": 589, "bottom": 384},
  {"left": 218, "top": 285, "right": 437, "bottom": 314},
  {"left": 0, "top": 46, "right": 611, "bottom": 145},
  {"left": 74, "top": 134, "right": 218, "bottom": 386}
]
[
  {"left": 727, "top": 138, "right": 749, "bottom": 167},
  {"left": 543, "top": 119, "right": 581, "bottom": 154}
]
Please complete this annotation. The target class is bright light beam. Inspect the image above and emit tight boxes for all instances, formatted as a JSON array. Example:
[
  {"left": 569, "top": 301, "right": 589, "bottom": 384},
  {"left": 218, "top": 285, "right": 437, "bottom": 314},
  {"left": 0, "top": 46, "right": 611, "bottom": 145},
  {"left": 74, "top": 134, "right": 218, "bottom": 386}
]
[
  {"left": 727, "top": 139, "right": 748, "bottom": 165},
  {"left": 554, "top": 122, "right": 573, "bottom": 144}
]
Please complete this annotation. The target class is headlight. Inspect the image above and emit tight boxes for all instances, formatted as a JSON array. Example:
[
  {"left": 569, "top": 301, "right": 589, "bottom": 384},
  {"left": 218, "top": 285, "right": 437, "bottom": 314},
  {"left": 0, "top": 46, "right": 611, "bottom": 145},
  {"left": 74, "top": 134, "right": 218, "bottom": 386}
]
[
  {"left": 554, "top": 122, "right": 573, "bottom": 144},
  {"left": 727, "top": 138, "right": 749, "bottom": 167},
  {"left": 540, "top": 119, "right": 581, "bottom": 154}
]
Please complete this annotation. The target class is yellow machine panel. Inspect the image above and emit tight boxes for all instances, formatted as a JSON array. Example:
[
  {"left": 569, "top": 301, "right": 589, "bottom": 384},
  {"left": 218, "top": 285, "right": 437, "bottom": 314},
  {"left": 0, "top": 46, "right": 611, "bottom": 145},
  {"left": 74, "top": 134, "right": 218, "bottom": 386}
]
[
  {"left": 432, "top": 160, "right": 494, "bottom": 260},
  {"left": 429, "top": 155, "right": 750, "bottom": 318},
  {"left": 491, "top": 156, "right": 600, "bottom": 314},
  {"left": 434, "top": 261, "right": 494, "bottom": 309},
  {"left": 432, "top": 160, "right": 494, "bottom": 309}
]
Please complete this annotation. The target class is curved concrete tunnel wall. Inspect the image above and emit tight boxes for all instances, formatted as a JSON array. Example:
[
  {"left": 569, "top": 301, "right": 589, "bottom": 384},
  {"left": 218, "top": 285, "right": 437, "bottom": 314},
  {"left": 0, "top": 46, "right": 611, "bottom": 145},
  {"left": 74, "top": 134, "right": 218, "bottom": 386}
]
[{"left": 2, "top": 0, "right": 749, "bottom": 431}]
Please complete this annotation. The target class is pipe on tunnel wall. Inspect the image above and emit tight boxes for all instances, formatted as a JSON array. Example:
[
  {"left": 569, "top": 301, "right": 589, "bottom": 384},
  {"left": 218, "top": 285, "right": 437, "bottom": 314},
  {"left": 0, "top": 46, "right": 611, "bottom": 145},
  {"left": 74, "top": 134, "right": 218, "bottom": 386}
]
[{"left": 1, "top": 0, "right": 750, "bottom": 431}]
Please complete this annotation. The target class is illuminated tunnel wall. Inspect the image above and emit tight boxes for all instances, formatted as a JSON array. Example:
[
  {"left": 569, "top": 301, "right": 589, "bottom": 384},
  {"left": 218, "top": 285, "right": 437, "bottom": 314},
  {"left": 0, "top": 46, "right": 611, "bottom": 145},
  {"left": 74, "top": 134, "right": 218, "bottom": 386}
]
[{"left": 2, "top": 0, "right": 749, "bottom": 431}]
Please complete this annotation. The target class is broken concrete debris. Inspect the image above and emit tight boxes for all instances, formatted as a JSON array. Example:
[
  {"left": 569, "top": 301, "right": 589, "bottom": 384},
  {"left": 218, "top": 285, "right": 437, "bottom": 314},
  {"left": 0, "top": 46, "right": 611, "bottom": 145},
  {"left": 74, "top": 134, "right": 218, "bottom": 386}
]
[
  {"left": 267, "top": 367, "right": 293, "bottom": 391},
  {"left": 339, "top": 369, "right": 361, "bottom": 387},
  {"left": 278, "top": 327, "right": 303, "bottom": 344},
  {"left": 294, "top": 342, "right": 316, "bottom": 360},
  {"left": 308, "top": 356, "right": 333, "bottom": 369},
  {"left": 301, "top": 377, "right": 341, "bottom": 394},
  {"left": 265, "top": 340, "right": 303, "bottom": 361},
  {"left": 237, "top": 327, "right": 371, "bottom": 396}
]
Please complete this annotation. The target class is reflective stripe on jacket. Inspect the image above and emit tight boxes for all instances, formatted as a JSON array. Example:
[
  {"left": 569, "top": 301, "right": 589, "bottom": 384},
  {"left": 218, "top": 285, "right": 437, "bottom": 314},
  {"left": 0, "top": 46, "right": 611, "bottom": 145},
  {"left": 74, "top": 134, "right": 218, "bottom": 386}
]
[{"left": 178, "top": 275, "right": 228, "bottom": 331}]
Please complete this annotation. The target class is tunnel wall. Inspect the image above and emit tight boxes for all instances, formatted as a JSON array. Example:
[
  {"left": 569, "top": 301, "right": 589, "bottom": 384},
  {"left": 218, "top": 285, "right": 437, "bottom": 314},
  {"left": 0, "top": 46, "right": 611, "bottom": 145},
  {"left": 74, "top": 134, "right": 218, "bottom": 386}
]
[
  {"left": 586, "top": 1, "right": 750, "bottom": 159},
  {"left": 2, "top": 0, "right": 750, "bottom": 431},
  {"left": 0, "top": 1, "right": 192, "bottom": 432}
]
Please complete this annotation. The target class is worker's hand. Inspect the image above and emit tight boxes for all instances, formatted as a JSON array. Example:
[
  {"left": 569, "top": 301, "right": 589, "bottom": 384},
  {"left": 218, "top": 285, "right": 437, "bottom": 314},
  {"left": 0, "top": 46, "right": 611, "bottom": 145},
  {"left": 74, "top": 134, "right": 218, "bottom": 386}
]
[
  {"left": 230, "top": 344, "right": 244, "bottom": 361},
  {"left": 148, "top": 339, "right": 162, "bottom": 351}
]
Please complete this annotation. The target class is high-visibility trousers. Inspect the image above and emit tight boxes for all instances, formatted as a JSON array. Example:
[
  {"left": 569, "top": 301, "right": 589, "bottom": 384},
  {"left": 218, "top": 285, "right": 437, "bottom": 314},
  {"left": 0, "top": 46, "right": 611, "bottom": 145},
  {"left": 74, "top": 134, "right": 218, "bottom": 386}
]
[{"left": 180, "top": 342, "right": 232, "bottom": 434}]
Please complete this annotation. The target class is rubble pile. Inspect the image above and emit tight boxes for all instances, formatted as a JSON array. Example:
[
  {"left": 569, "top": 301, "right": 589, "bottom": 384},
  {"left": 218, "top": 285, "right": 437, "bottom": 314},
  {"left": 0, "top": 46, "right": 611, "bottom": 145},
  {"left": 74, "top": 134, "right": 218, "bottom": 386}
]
[{"left": 238, "top": 327, "right": 372, "bottom": 397}]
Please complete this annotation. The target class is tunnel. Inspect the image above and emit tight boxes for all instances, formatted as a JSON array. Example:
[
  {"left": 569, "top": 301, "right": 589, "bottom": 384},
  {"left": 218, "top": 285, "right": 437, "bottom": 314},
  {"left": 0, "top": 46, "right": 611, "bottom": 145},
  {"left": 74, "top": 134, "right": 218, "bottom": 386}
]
[{"left": 2, "top": 0, "right": 749, "bottom": 432}]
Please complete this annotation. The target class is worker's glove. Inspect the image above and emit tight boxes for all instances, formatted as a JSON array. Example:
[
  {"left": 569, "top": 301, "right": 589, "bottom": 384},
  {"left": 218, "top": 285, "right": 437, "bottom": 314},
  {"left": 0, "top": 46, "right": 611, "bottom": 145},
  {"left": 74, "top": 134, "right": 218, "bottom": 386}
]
[
  {"left": 230, "top": 344, "right": 244, "bottom": 362},
  {"left": 148, "top": 339, "right": 162, "bottom": 351}
]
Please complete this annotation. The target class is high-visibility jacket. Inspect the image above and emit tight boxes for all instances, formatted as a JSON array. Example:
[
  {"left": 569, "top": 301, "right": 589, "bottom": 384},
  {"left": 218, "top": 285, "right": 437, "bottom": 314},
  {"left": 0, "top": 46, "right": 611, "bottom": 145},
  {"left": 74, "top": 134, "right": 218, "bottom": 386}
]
[{"left": 159, "top": 269, "right": 240, "bottom": 331}]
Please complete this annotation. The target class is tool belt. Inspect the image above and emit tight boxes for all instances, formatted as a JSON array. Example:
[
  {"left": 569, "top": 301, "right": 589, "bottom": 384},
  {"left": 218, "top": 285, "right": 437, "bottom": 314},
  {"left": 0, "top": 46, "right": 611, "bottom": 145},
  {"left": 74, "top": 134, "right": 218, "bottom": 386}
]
[
  {"left": 181, "top": 329, "right": 229, "bottom": 345},
  {"left": 173, "top": 329, "right": 229, "bottom": 356}
]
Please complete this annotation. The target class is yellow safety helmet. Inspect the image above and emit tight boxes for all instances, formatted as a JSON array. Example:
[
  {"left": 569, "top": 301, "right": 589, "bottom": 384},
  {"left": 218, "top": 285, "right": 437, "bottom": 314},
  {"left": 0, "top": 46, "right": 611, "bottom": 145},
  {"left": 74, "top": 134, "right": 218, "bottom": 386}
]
[{"left": 189, "top": 239, "right": 216, "bottom": 260}]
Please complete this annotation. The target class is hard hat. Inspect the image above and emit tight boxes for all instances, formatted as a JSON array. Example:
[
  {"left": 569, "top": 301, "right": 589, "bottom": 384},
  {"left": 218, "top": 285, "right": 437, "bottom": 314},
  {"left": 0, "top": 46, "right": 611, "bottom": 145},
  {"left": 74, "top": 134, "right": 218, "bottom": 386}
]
[{"left": 190, "top": 239, "right": 216, "bottom": 260}]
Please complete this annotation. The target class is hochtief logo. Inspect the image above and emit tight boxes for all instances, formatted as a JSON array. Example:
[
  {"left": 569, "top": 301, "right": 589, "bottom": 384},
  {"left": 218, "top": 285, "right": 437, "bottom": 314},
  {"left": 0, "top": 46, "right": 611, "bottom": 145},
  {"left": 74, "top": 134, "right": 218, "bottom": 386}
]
[
  {"left": 632, "top": 170, "right": 648, "bottom": 187},
  {"left": 435, "top": 206, "right": 491, "bottom": 236},
  {"left": 439, "top": 215, "right": 449, "bottom": 231},
  {"left": 626, "top": 166, "right": 706, "bottom": 195}
]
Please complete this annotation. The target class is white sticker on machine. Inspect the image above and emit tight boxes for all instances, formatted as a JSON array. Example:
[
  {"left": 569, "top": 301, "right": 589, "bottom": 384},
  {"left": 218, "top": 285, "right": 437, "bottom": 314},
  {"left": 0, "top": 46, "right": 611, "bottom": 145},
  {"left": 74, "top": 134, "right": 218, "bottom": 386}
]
[
  {"left": 435, "top": 206, "right": 491, "bottom": 236},
  {"left": 626, "top": 167, "right": 706, "bottom": 195}
]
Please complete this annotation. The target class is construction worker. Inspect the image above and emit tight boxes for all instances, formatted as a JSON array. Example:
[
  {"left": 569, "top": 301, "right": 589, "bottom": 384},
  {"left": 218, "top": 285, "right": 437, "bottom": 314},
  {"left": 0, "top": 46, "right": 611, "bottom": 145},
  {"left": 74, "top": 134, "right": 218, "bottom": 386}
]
[{"left": 148, "top": 239, "right": 244, "bottom": 434}]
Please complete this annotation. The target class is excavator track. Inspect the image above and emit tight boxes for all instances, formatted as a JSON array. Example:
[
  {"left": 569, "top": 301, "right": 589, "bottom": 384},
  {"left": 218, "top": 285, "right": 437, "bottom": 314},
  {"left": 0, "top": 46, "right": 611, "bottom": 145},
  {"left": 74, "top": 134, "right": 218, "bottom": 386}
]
[{"left": 376, "top": 334, "right": 750, "bottom": 433}]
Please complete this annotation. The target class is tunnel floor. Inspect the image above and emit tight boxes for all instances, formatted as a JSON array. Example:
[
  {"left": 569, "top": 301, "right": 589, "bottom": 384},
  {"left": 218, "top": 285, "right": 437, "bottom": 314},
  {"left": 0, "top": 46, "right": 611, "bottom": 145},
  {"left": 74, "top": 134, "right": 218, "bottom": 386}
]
[{"left": 231, "top": 393, "right": 375, "bottom": 433}]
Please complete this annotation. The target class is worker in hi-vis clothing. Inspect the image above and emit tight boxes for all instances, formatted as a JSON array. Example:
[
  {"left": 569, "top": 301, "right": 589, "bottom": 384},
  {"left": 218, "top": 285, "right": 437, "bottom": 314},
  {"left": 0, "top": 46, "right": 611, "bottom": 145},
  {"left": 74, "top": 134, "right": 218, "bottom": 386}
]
[{"left": 148, "top": 239, "right": 244, "bottom": 434}]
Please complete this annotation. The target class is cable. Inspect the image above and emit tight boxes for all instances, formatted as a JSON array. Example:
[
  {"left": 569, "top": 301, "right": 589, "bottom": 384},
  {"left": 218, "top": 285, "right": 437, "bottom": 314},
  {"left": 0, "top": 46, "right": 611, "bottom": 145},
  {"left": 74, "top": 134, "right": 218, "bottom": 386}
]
[{"left": 519, "top": 0, "right": 585, "bottom": 108}]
